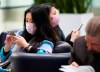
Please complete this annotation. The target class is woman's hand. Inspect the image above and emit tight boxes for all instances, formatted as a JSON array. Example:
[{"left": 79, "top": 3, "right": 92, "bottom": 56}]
[
  {"left": 10, "top": 36, "right": 29, "bottom": 48},
  {"left": 5, "top": 35, "right": 14, "bottom": 46},
  {"left": 4, "top": 35, "right": 15, "bottom": 52},
  {"left": 70, "top": 30, "right": 80, "bottom": 42},
  {"left": 70, "top": 62, "right": 79, "bottom": 68}
]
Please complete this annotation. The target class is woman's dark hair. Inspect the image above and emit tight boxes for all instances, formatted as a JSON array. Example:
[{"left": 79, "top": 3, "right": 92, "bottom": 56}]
[
  {"left": 39, "top": 3, "right": 60, "bottom": 41},
  {"left": 22, "top": 5, "right": 58, "bottom": 47},
  {"left": 39, "top": 3, "right": 55, "bottom": 17}
]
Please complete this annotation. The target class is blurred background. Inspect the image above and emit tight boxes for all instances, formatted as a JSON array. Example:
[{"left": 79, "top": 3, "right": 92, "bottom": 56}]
[{"left": 0, "top": 0, "right": 100, "bottom": 36}]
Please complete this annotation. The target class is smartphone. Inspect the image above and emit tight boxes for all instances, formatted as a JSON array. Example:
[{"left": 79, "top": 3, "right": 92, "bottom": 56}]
[
  {"left": 78, "top": 24, "right": 83, "bottom": 31},
  {"left": 8, "top": 31, "right": 16, "bottom": 36}
]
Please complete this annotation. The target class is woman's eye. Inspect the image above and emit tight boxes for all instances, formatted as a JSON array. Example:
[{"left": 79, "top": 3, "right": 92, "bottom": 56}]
[
  {"left": 54, "top": 13, "right": 56, "bottom": 15},
  {"left": 53, "top": 12, "right": 56, "bottom": 15}
]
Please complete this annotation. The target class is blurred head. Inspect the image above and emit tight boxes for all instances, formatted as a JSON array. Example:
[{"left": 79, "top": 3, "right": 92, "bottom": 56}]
[
  {"left": 23, "top": 5, "right": 58, "bottom": 45},
  {"left": 39, "top": 3, "right": 60, "bottom": 27},
  {"left": 85, "top": 16, "right": 100, "bottom": 53}
]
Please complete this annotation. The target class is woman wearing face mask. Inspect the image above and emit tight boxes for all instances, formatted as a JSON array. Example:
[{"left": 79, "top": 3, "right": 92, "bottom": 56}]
[
  {"left": 0, "top": 5, "right": 59, "bottom": 64},
  {"left": 0, "top": 6, "right": 58, "bottom": 71},
  {"left": 39, "top": 3, "right": 80, "bottom": 46},
  {"left": 10, "top": 4, "right": 59, "bottom": 53}
]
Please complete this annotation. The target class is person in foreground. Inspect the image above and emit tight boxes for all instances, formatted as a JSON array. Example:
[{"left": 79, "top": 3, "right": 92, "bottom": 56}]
[
  {"left": 70, "top": 16, "right": 100, "bottom": 72},
  {"left": 0, "top": 5, "right": 59, "bottom": 64},
  {"left": 11, "top": 5, "right": 58, "bottom": 53}
]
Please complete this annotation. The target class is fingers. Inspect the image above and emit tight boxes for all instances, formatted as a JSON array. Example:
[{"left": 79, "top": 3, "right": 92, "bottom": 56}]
[
  {"left": 71, "top": 62, "right": 79, "bottom": 67},
  {"left": 71, "top": 30, "right": 79, "bottom": 35},
  {"left": 70, "top": 30, "right": 80, "bottom": 42},
  {"left": 5, "top": 35, "right": 12, "bottom": 43},
  {"left": 72, "top": 30, "right": 80, "bottom": 36},
  {"left": 10, "top": 35, "right": 20, "bottom": 42},
  {"left": 5, "top": 35, "right": 15, "bottom": 45},
  {"left": 72, "top": 30, "right": 79, "bottom": 33},
  {"left": 6, "top": 35, "right": 11, "bottom": 39},
  {"left": 70, "top": 62, "right": 79, "bottom": 68}
]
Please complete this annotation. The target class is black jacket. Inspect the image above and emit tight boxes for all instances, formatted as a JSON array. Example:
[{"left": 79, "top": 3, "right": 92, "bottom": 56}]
[
  {"left": 70, "top": 36, "right": 100, "bottom": 72},
  {"left": 0, "top": 32, "right": 7, "bottom": 50},
  {"left": 54, "top": 25, "right": 73, "bottom": 46}
]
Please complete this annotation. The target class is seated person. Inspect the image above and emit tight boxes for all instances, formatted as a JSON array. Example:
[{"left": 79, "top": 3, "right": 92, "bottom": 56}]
[
  {"left": 0, "top": 4, "right": 60, "bottom": 71},
  {"left": 0, "top": 4, "right": 64, "bottom": 63},
  {"left": 39, "top": 3, "right": 80, "bottom": 46},
  {"left": 69, "top": 16, "right": 100, "bottom": 72},
  {"left": 0, "top": 29, "right": 23, "bottom": 62},
  {"left": 0, "top": 4, "right": 72, "bottom": 71},
  {"left": 11, "top": 4, "right": 70, "bottom": 53}
]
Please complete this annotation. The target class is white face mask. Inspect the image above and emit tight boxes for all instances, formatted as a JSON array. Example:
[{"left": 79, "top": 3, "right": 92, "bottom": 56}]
[{"left": 26, "top": 22, "right": 37, "bottom": 35}]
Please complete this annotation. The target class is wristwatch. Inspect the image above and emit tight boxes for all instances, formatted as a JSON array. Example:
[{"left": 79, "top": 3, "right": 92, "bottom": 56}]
[{"left": 24, "top": 44, "right": 32, "bottom": 51}]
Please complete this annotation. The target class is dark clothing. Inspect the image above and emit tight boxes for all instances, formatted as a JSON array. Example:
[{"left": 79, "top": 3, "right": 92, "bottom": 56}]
[
  {"left": 54, "top": 25, "right": 73, "bottom": 46},
  {"left": 70, "top": 36, "right": 100, "bottom": 72},
  {"left": 0, "top": 32, "right": 7, "bottom": 50},
  {"left": 54, "top": 25, "right": 65, "bottom": 41},
  {"left": 65, "top": 33, "right": 73, "bottom": 46}
]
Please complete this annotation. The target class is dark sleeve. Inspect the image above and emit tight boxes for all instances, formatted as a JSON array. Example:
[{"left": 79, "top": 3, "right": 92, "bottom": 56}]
[
  {"left": 68, "top": 41, "right": 76, "bottom": 64},
  {"left": 55, "top": 26, "right": 73, "bottom": 46},
  {"left": 58, "top": 31, "right": 65, "bottom": 41},
  {"left": 14, "top": 46, "right": 37, "bottom": 53},
  {"left": 3, "top": 48, "right": 11, "bottom": 56},
  {"left": 55, "top": 26, "right": 65, "bottom": 41},
  {"left": 65, "top": 32, "right": 73, "bottom": 46},
  {"left": 0, "top": 32, "right": 7, "bottom": 50},
  {"left": 69, "top": 36, "right": 86, "bottom": 65},
  {"left": 28, "top": 47, "right": 37, "bottom": 53}
]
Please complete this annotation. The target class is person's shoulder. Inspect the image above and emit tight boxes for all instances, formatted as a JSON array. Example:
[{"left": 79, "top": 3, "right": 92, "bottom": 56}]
[
  {"left": 75, "top": 36, "right": 85, "bottom": 42},
  {"left": 74, "top": 36, "right": 87, "bottom": 50}
]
